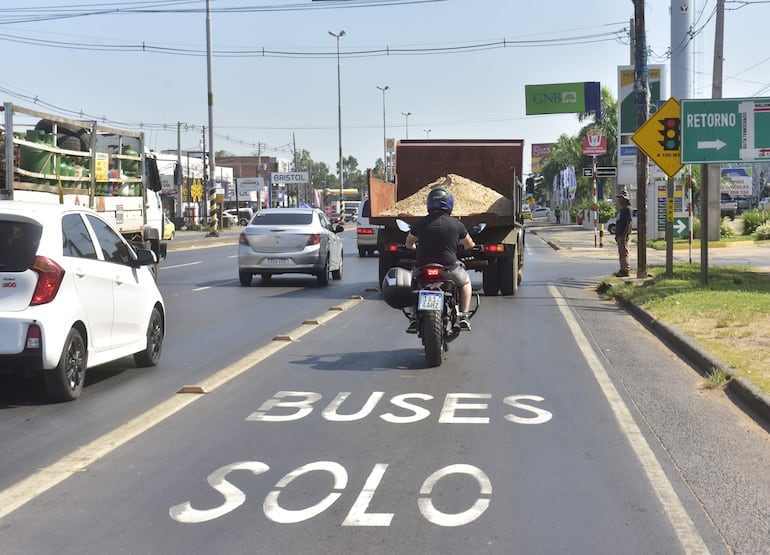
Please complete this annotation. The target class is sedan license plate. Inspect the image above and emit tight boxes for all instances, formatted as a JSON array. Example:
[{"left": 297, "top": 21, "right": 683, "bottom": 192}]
[
  {"left": 418, "top": 290, "right": 444, "bottom": 312},
  {"left": 265, "top": 257, "right": 290, "bottom": 265}
]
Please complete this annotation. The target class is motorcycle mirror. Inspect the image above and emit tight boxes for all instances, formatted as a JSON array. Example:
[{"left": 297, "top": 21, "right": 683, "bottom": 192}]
[{"left": 396, "top": 219, "right": 411, "bottom": 233}]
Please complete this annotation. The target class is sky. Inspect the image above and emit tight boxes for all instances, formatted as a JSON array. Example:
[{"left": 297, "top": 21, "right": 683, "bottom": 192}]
[{"left": 1, "top": 0, "right": 768, "bottom": 176}]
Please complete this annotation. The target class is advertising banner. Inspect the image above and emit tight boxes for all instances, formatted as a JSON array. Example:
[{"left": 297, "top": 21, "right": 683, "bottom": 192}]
[{"left": 525, "top": 82, "right": 601, "bottom": 116}]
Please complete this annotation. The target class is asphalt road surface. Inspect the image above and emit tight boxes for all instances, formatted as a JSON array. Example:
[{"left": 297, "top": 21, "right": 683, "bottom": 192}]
[{"left": 1, "top": 229, "right": 768, "bottom": 554}]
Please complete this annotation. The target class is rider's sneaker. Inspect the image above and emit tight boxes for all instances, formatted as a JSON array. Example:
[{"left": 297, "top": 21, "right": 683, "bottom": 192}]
[
  {"left": 406, "top": 319, "right": 419, "bottom": 334},
  {"left": 458, "top": 313, "right": 471, "bottom": 331}
]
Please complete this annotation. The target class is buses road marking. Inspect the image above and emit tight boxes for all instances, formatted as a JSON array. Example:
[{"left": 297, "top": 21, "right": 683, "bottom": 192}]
[
  {"left": 549, "top": 284, "right": 709, "bottom": 554},
  {"left": 0, "top": 297, "right": 363, "bottom": 522},
  {"left": 169, "top": 460, "right": 492, "bottom": 527}
]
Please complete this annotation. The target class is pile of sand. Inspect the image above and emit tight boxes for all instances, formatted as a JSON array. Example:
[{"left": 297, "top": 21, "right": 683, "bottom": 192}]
[{"left": 378, "top": 174, "right": 512, "bottom": 217}]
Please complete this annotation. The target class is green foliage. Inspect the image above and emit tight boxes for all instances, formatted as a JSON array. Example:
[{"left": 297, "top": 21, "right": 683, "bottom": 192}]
[
  {"left": 742, "top": 209, "right": 770, "bottom": 235},
  {"left": 755, "top": 221, "right": 770, "bottom": 240},
  {"left": 720, "top": 218, "right": 735, "bottom": 237}
]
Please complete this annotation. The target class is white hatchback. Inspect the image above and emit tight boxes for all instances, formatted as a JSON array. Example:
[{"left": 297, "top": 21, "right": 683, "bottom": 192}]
[{"left": 0, "top": 201, "right": 165, "bottom": 401}]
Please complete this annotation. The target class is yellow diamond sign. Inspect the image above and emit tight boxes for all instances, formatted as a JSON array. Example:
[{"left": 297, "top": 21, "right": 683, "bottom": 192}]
[{"left": 631, "top": 97, "right": 684, "bottom": 178}]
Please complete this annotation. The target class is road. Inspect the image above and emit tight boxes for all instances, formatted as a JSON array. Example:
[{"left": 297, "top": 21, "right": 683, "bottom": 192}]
[{"left": 1, "top": 228, "right": 768, "bottom": 554}]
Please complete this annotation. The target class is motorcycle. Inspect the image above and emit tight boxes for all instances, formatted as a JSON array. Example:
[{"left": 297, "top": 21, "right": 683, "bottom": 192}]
[{"left": 381, "top": 220, "right": 481, "bottom": 367}]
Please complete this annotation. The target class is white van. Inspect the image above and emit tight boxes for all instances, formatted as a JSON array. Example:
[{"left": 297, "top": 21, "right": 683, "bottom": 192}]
[{"left": 356, "top": 198, "right": 380, "bottom": 257}]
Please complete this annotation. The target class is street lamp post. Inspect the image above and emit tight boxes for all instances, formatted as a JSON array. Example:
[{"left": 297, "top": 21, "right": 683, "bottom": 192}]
[
  {"left": 401, "top": 111, "right": 412, "bottom": 139},
  {"left": 329, "top": 30, "right": 346, "bottom": 213},
  {"left": 377, "top": 85, "right": 389, "bottom": 181}
]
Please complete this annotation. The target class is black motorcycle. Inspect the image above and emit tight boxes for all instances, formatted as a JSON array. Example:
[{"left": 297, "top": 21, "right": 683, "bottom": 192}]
[{"left": 381, "top": 221, "right": 481, "bottom": 367}]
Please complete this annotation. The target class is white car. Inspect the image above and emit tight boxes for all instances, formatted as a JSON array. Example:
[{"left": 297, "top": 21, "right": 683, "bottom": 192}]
[
  {"left": 356, "top": 198, "right": 381, "bottom": 257},
  {"left": 224, "top": 208, "right": 254, "bottom": 226},
  {"left": 759, "top": 197, "right": 770, "bottom": 211},
  {"left": 532, "top": 206, "right": 551, "bottom": 218},
  {"left": 0, "top": 201, "right": 165, "bottom": 401},
  {"left": 606, "top": 209, "right": 638, "bottom": 235}
]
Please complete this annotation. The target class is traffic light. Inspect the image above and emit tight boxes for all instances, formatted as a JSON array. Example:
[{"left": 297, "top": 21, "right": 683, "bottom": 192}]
[
  {"left": 659, "top": 117, "right": 680, "bottom": 151},
  {"left": 525, "top": 177, "right": 534, "bottom": 194}
]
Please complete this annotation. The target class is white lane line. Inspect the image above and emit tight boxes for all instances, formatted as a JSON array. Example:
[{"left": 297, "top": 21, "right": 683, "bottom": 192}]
[
  {"left": 549, "top": 284, "right": 709, "bottom": 554},
  {"left": 0, "top": 297, "right": 364, "bottom": 522},
  {"left": 163, "top": 261, "right": 203, "bottom": 270}
]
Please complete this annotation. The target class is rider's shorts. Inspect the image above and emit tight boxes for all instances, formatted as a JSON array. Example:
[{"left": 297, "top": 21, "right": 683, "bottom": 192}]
[{"left": 445, "top": 262, "right": 469, "bottom": 288}]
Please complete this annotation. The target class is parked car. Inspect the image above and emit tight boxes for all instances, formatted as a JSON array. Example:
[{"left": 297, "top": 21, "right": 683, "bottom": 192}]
[
  {"left": 356, "top": 198, "right": 381, "bottom": 257},
  {"left": 720, "top": 193, "right": 737, "bottom": 220},
  {"left": 522, "top": 204, "right": 532, "bottom": 220},
  {"left": 224, "top": 208, "right": 254, "bottom": 226},
  {"left": 0, "top": 201, "right": 165, "bottom": 401},
  {"left": 606, "top": 209, "right": 639, "bottom": 235},
  {"left": 532, "top": 206, "right": 551, "bottom": 218},
  {"left": 343, "top": 206, "right": 358, "bottom": 222},
  {"left": 237, "top": 207, "right": 344, "bottom": 286},
  {"left": 328, "top": 212, "right": 342, "bottom": 224},
  {"left": 163, "top": 214, "right": 175, "bottom": 240}
]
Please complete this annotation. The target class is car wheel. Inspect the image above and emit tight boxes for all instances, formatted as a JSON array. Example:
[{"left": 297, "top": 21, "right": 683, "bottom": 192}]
[
  {"left": 134, "top": 307, "right": 164, "bottom": 367},
  {"left": 239, "top": 271, "right": 253, "bottom": 286},
  {"left": 332, "top": 254, "right": 343, "bottom": 280},
  {"left": 317, "top": 256, "right": 330, "bottom": 286},
  {"left": 45, "top": 327, "right": 87, "bottom": 402},
  {"left": 607, "top": 223, "right": 616, "bottom": 235}
]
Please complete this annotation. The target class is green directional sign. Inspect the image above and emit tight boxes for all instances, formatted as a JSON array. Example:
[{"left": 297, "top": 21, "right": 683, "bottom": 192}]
[{"left": 681, "top": 97, "right": 770, "bottom": 163}]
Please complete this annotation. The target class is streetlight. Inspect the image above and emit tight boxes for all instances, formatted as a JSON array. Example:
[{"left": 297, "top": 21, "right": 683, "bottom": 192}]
[
  {"left": 401, "top": 111, "right": 412, "bottom": 139},
  {"left": 424, "top": 129, "right": 432, "bottom": 139},
  {"left": 329, "top": 29, "right": 346, "bottom": 213},
  {"left": 377, "top": 85, "right": 389, "bottom": 181}
]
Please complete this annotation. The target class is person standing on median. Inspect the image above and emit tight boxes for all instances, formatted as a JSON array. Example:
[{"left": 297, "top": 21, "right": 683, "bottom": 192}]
[{"left": 614, "top": 190, "right": 633, "bottom": 277}]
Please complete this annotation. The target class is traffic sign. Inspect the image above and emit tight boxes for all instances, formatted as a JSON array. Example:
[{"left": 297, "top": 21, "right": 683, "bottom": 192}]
[
  {"left": 681, "top": 97, "right": 770, "bottom": 163},
  {"left": 582, "top": 167, "right": 617, "bottom": 177},
  {"left": 673, "top": 217, "right": 689, "bottom": 237},
  {"left": 631, "top": 97, "right": 684, "bottom": 178}
]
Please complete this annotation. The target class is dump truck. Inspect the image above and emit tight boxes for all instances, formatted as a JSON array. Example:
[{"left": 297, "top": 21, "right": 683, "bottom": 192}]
[
  {"left": 1, "top": 102, "right": 167, "bottom": 273},
  {"left": 369, "top": 139, "right": 526, "bottom": 296}
]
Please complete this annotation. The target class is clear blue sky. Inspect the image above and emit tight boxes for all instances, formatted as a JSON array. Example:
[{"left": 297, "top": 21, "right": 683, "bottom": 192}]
[{"left": 1, "top": 0, "right": 767, "bottom": 174}]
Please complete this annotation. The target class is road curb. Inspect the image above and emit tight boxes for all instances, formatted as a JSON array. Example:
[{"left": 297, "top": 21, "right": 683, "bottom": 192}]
[{"left": 618, "top": 293, "right": 770, "bottom": 427}]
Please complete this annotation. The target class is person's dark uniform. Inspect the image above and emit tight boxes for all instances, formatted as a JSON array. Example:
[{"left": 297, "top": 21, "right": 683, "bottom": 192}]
[
  {"left": 615, "top": 190, "right": 633, "bottom": 277},
  {"left": 405, "top": 186, "right": 475, "bottom": 332}
]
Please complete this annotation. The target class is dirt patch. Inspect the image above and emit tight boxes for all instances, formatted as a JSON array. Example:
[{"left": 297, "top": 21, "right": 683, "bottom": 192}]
[{"left": 378, "top": 174, "right": 512, "bottom": 217}]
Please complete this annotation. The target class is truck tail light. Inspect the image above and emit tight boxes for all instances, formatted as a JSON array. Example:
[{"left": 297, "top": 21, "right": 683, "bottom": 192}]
[
  {"left": 483, "top": 244, "right": 504, "bottom": 253},
  {"left": 357, "top": 228, "right": 374, "bottom": 235},
  {"left": 30, "top": 256, "right": 65, "bottom": 306}
]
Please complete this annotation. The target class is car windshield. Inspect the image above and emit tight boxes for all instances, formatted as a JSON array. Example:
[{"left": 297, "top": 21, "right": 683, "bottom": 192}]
[{"left": 253, "top": 212, "right": 313, "bottom": 225}]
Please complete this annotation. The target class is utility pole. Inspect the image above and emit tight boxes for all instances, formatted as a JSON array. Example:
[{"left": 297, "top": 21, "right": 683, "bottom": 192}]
[
  {"left": 633, "top": 0, "right": 649, "bottom": 279},
  {"left": 700, "top": 0, "right": 725, "bottom": 284}
]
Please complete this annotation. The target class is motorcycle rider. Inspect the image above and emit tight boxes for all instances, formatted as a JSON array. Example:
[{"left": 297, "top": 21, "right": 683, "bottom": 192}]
[{"left": 404, "top": 186, "right": 475, "bottom": 331}]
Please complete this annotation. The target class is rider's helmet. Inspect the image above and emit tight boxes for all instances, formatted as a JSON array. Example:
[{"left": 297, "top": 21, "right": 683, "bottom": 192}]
[{"left": 426, "top": 186, "right": 454, "bottom": 215}]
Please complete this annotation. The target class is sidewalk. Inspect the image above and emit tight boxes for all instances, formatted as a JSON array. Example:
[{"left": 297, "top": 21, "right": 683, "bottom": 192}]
[{"left": 528, "top": 221, "right": 770, "bottom": 426}]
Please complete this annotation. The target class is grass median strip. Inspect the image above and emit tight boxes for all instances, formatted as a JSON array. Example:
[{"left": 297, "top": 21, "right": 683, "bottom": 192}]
[{"left": 598, "top": 263, "right": 770, "bottom": 394}]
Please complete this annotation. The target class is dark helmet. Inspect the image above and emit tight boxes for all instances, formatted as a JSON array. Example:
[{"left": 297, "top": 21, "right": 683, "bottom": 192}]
[{"left": 426, "top": 186, "right": 454, "bottom": 214}]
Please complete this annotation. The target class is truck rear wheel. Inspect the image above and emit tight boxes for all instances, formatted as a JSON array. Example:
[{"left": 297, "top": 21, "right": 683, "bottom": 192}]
[
  {"left": 482, "top": 261, "right": 500, "bottom": 296},
  {"left": 499, "top": 253, "right": 518, "bottom": 296},
  {"left": 378, "top": 255, "right": 393, "bottom": 289}
]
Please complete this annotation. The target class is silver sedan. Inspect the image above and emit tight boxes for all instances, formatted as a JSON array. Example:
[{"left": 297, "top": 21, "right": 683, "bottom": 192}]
[{"left": 237, "top": 208, "right": 344, "bottom": 286}]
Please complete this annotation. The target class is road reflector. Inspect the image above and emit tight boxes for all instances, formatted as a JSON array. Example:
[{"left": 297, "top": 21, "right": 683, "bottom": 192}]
[{"left": 178, "top": 385, "right": 207, "bottom": 394}]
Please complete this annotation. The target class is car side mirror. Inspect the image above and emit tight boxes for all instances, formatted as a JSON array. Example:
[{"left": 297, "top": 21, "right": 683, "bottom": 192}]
[
  {"left": 131, "top": 248, "right": 156, "bottom": 267},
  {"left": 335, "top": 224, "right": 344, "bottom": 233}
]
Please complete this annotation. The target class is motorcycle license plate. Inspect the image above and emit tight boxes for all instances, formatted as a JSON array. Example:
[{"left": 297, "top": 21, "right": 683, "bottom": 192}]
[{"left": 418, "top": 290, "right": 444, "bottom": 312}]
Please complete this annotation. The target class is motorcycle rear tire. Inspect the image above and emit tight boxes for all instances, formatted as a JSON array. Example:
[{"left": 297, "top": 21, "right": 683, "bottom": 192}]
[{"left": 421, "top": 310, "right": 444, "bottom": 367}]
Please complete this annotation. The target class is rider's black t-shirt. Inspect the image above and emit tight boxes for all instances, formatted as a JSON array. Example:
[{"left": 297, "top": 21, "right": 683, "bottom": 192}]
[{"left": 411, "top": 212, "right": 468, "bottom": 267}]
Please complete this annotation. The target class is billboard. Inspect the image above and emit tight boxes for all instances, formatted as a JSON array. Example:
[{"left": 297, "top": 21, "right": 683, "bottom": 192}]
[
  {"left": 525, "top": 82, "right": 601, "bottom": 116},
  {"left": 531, "top": 143, "right": 554, "bottom": 173}
]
